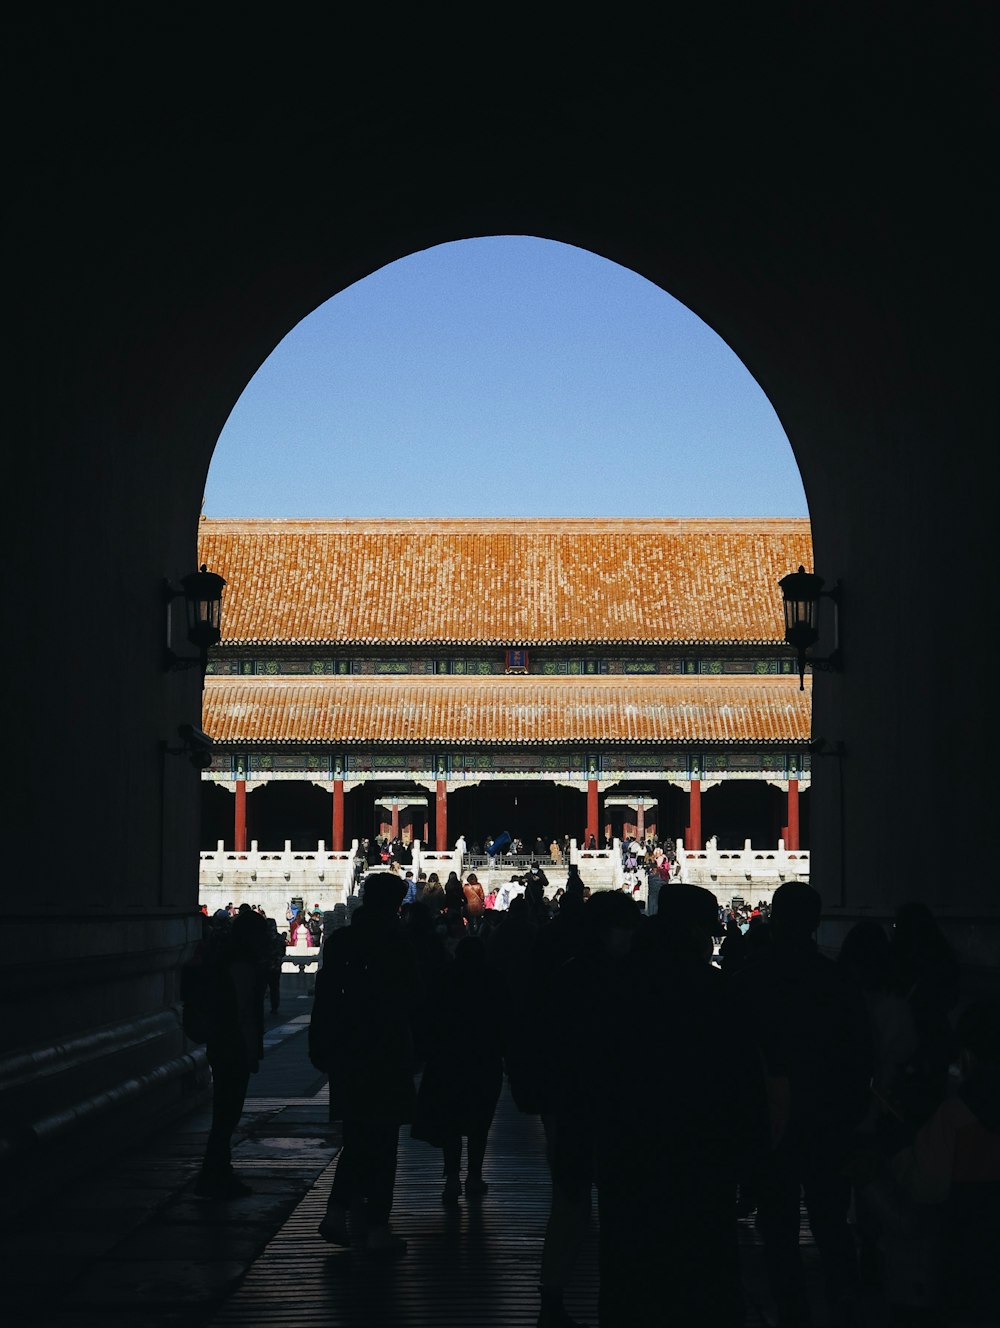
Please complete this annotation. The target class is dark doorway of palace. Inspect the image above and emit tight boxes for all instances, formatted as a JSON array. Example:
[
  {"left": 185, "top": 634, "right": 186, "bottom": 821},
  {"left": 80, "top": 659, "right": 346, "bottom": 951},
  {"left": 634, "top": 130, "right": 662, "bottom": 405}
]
[
  {"left": 201, "top": 782, "right": 232, "bottom": 850},
  {"left": 199, "top": 780, "right": 335, "bottom": 851},
  {"left": 448, "top": 781, "right": 585, "bottom": 851},
  {"left": 701, "top": 779, "right": 810, "bottom": 851},
  {"left": 603, "top": 782, "right": 688, "bottom": 844}
]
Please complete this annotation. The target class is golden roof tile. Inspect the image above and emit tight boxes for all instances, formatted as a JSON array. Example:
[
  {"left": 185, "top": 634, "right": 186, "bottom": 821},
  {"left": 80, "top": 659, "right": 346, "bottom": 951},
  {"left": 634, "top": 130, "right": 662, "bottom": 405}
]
[
  {"left": 198, "top": 517, "right": 813, "bottom": 646},
  {"left": 203, "top": 674, "right": 812, "bottom": 746}
]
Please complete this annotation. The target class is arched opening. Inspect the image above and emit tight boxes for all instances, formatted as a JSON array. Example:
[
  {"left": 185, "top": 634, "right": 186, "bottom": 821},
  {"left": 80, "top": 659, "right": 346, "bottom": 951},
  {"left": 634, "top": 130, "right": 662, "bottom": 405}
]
[
  {"left": 200, "top": 236, "right": 810, "bottom": 897},
  {"left": 205, "top": 237, "right": 807, "bottom": 522}
]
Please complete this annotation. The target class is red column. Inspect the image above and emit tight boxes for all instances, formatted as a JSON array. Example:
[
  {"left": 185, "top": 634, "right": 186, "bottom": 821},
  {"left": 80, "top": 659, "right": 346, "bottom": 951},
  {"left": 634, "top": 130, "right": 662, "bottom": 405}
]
[
  {"left": 234, "top": 779, "right": 247, "bottom": 852},
  {"left": 391, "top": 802, "right": 400, "bottom": 839},
  {"left": 436, "top": 780, "right": 448, "bottom": 849},
  {"left": 687, "top": 779, "right": 702, "bottom": 851},
  {"left": 422, "top": 814, "right": 428, "bottom": 843},
  {"left": 332, "top": 778, "right": 344, "bottom": 851},
  {"left": 636, "top": 801, "right": 645, "bottom": 839},
  {"left": 587, "top": 779, "right": 598, "bottom": 847},
  {"left": 786, "top": 778, "right": 800, "bottom": 851}
]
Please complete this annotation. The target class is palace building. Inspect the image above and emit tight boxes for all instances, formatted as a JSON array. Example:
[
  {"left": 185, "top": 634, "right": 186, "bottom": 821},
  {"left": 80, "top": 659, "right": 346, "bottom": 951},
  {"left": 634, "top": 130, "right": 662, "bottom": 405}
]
[{"left": 197, "top": 517, "right": 814, "bottom": 857}]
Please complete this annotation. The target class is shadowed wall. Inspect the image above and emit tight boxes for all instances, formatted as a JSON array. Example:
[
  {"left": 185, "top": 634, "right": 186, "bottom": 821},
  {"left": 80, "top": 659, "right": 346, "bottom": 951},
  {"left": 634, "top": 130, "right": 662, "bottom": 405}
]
[{"left": 4, "top": 10, "right": 994, "bottom": 1204}]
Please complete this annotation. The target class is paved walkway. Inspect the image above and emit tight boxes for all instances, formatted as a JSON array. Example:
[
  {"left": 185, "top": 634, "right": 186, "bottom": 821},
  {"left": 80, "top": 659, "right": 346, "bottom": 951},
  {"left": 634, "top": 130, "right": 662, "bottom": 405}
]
[{"left": 0, "top": 992, "right": 885, "bottom": 1327}]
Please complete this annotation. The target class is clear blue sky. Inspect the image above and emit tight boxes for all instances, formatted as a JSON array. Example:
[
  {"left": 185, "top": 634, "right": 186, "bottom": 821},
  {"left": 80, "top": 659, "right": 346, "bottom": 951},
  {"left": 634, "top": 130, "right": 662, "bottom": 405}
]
[{"left": 203, "top": 236, "right": 808, "bottom": 519}]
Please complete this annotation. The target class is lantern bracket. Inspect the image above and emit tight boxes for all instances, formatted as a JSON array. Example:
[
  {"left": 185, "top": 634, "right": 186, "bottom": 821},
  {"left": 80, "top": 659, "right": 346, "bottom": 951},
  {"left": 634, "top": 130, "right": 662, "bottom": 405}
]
[
  {"left": 162, "top": 723, "right": 214, "bottom": 770},
  {"left": 164, "top": 565, "right": 226, "bottom": 675},
  {"left": 778, "top": 566, "right": 842, "bottom": 690}
]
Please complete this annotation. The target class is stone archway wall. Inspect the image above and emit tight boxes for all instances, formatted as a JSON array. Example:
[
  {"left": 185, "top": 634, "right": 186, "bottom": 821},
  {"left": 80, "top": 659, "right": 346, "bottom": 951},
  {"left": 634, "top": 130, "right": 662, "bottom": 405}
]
[{"left": 5, "top": 13, "right": 995, "bottom": 1203}]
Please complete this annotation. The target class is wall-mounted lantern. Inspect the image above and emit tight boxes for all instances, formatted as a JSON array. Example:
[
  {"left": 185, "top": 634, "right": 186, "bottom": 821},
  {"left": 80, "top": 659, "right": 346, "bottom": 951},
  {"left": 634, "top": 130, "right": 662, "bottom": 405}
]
[
  {"left": 165, "top": 564, "right": 226, "bottom": 676},
  {"left": 778, "top": 565, "right": 842, "bottom": 690}
]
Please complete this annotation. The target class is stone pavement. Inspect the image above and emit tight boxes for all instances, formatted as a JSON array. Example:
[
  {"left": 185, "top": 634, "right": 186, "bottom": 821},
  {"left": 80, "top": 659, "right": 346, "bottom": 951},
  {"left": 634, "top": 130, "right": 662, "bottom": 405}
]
[
  {"left": 0, "top": 989, "right": 892, "bottom": 1327},
  {"left": 0, "top": 994, "right": 331, "bottom": 1328}
]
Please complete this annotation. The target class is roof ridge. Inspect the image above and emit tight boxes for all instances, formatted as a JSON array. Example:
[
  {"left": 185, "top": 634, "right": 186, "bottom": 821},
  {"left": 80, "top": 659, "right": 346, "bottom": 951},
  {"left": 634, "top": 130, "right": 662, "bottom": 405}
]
[
  {"left": 204, "top": 673, "right": 810, "bottom": 687},
  {"left": 200, "top": 516, "right": 810, "bottom": 534}
]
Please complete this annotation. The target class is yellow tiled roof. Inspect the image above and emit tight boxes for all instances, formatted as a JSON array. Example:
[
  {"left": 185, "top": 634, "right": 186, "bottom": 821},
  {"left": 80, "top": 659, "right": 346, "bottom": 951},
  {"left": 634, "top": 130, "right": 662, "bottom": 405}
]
[
  {"left": 203, "top": 675, "right": 812, "bottom": 746},
  {"left": 198, "top": 517, "right": 812, "bottom": 646}
]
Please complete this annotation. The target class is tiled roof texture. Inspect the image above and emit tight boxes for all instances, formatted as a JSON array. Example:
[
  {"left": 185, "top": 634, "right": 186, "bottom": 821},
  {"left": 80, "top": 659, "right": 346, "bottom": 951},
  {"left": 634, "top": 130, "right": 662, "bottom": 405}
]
[
  {"left": 203, "top": 675, "right": 812, "bottom": 746},
  {"left": 198, "top": 517, "right": 813, "bottom": 646}
]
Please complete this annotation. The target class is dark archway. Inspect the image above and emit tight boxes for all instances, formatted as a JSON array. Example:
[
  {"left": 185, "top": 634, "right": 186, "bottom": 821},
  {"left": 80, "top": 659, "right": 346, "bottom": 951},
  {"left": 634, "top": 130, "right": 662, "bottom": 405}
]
[{"left": 6, "top": 12, "right": 993, "bottom": 1206}]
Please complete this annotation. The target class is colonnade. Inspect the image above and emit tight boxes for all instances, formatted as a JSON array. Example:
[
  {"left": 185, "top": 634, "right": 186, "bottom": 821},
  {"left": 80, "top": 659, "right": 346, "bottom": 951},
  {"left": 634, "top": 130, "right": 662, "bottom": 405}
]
[{"left": 220, "top": 775, "right": 804, "bottom": 853}]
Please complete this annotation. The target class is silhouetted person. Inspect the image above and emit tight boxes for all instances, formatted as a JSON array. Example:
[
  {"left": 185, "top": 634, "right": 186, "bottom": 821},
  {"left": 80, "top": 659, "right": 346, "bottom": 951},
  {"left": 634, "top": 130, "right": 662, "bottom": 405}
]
[
  {"left": 484, "top": 892, "right": 542, "bottom": 1009},
  {"left": 441, "top": 871, "right": 468, "bottom": 953},
  {"left": 887, "top": 900, "right": 962, "bottom": 1132},
  {"left": 400, "top": 899, "right": 451, "bottom": 1066},
  {"left": 853, "top": 997, "right": 1000, "bottom": 1327},
  {"left": 514, "top": 888, "right": 643, "bottom": 1328},
  {"left": 838, "top": 917, "right": 919, "bottom": 1141},
  {"left": 593, "top": 883, "right": 768, "bottom": 1326},
  {"left": 410, "top": 935, "right": 504, "bottom": 1204},
  {"left": 308, "top": 872, "right": 418, "bottom": 1256},
  {"left": 563, "top": 862, "right": 586, "bottom": 903},
  {"left": 719, "top": 914, "right": 748, "bottom": 977},
  {"left": 733, "top": 881, "right": 872, "bottom": 1327},
  {"left": 522, "top": 869, "right": 550, "bottom": 928},
  {"left": 264, "top": 916, "right": 285, "bottom": 1013},
  {"left": 191, "top": 905, "right": 270, "bottom": 1198},
  {"left": 837, "top": 917, "right": 910, "bottom": 1287}
]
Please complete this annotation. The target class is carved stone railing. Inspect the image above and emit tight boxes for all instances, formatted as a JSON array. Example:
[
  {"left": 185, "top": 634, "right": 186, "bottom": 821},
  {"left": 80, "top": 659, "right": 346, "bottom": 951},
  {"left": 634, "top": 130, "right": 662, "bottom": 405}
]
[
  {"left": 677, "top": 838, "right": 810, "bottom": 904},
  {"left": 199, "top": 839, "right": 359, "bottom": 922}
]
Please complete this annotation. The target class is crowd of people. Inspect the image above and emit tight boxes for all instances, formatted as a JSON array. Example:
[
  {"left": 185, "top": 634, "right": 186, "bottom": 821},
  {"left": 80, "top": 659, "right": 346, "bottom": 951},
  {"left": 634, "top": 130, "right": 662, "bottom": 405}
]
[
  {"left": 188, "top": 877, "right": 998, "bottom": 1327},
  {"left": 356, "top": 828, "right": 645, "bottom": 873},
  {"left": 204, "top": 900, "right": 331, "bottom": 946},
  {"left": 356, "top": 861, "right": 605, "bottom": 938}
]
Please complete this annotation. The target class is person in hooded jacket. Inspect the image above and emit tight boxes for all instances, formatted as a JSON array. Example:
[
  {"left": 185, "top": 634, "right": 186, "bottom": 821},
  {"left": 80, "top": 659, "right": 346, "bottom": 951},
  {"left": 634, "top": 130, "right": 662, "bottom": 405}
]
[{"left": 309, "top": 872, "right": 419, "bottom": 1257}]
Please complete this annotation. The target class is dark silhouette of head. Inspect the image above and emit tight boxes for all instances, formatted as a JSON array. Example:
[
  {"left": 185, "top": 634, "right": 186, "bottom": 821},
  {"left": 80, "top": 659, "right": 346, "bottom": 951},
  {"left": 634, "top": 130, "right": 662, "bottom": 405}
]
[
  {"left": 891, "top": 900, "right": 955, "bottom": 970},
  {"left": 655, "top": 883, "right": 719, "bottom": 960},
  {"left": 769, "top": 881, "right": 821, "bottom": 944},
  {"left": 455, "top": 934, "right": 488, "bottom": 970},
  {"left": 838, "top": 918, "right": 891, "bottom": 991},
  {"left": 362, "top": 872, "right": 407, "bottom": 914},
  {"left": 231, "top": 903, "right": 270, "bottom": 958},
  {"left": 584, "top": 888, "right": 641, "bottom": 957}
]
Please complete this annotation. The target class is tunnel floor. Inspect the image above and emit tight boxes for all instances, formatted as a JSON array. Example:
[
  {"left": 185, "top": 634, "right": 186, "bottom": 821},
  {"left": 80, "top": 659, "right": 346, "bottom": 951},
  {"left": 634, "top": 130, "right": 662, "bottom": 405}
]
[{"left": 1, "top": 995, "right": 869, "bottom": 1327}]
